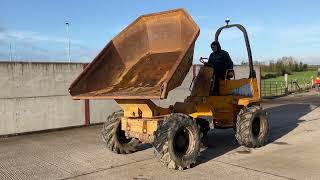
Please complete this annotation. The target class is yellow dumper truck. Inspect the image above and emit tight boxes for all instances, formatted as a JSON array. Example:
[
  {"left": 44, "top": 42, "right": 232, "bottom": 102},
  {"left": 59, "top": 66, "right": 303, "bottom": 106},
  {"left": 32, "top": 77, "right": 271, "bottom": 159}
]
[{"left": 69, "top": 9, "right": 269, "bottom": 170}]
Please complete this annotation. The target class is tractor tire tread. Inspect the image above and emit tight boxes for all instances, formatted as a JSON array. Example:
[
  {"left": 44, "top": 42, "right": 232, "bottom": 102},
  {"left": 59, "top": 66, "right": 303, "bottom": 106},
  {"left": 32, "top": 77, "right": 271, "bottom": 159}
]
[
  {"left": 153, "top": 113, "right": 200, "bottom": 170},
  {"left": 101, "top": 110, "right": 140, "bottom": 154},
  {"left": 235, "top": 106, "right": 269, "bottom": 148}
]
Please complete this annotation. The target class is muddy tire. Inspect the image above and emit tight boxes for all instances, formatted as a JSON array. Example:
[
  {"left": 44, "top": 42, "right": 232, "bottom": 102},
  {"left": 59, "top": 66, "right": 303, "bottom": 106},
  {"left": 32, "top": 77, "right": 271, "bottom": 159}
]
[
  {"left": 235, "top": 106, "right": 269, "bottom": 148},
  {"left": 101, "top": 111, "right": 140, "bottom": 154},
  {"left": 153, "top": 113, "right": 200, "bottom": 170}
]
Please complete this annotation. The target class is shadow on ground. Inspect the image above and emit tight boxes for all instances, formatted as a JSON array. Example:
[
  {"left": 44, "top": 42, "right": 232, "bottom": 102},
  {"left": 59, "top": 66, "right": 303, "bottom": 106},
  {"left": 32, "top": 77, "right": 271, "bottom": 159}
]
[
  {"left": 196, "top": 102, "right": 318, "bottom": 167},
  {"left": 138, "top": 143, "right": 153, "bottom": 151}
]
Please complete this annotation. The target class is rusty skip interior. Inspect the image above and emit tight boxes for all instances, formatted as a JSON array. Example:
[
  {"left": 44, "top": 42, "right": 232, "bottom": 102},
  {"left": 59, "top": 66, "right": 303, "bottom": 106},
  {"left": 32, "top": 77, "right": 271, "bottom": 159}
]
[{"left": 69, "top": 9, "right": 200, "bottom": 100}]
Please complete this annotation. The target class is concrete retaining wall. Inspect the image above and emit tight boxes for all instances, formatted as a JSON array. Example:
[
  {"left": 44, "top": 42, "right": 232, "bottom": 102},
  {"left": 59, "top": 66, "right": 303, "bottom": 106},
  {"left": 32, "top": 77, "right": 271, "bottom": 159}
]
[
  {"left": 0, "top": 62, "right": 85, "bottom": 135},
  {"left": 0, "top": 63, "right": 83, "bottom": 98},
  {"left": 0, "top": 96, "right": 83, "bottom": 135},
  {"left": 0, "top": 62, "right": 260, "bottom": 136}
]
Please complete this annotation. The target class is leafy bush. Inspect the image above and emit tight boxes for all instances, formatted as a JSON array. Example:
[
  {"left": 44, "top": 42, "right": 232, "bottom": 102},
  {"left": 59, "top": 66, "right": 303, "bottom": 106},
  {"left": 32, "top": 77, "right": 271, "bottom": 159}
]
[{"left": 262, "top": 73, "right": 278, "bottom": 79}]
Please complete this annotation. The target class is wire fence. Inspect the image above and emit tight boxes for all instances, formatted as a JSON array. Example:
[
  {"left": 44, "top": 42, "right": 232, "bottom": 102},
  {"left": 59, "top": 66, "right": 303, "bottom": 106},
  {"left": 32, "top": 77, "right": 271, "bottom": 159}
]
[{"left": 261, "top": 79, "right": 314, "bottom": 98}]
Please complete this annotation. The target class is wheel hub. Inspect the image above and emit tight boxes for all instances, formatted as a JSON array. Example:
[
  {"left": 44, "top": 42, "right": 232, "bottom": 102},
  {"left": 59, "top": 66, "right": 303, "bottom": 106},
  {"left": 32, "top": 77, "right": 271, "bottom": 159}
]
[
  {"left": 173, "top": 128, "right": 190, "bottom": 157},
  {"left": 252, "top": 117, "right": 261, "bottom": 137}
]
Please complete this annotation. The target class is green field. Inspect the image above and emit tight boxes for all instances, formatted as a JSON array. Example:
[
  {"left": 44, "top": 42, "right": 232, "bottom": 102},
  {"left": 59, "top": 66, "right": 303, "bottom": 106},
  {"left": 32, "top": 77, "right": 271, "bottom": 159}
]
[
  {"left": 262, "top": 70, "right": 317, "bottom": 83},
  {"left": 261, "top": 70, "right": 316, "bottom": 97}
]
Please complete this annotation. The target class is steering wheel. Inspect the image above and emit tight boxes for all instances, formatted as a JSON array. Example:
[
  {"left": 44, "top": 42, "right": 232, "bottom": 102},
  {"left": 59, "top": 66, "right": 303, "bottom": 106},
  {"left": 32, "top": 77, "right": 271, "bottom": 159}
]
[{"left": 199, "top": 57, "right": 208, "bottom": 64}]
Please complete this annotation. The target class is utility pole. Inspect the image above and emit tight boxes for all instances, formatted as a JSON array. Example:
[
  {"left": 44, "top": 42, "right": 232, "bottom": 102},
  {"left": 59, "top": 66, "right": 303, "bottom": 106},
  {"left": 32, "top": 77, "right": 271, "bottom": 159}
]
[
  {"left": 65, "top": 20, "right": 71, "bottom": 63},
  {"left": 9, "top": 44, "right": 12, "bottom": 62}
]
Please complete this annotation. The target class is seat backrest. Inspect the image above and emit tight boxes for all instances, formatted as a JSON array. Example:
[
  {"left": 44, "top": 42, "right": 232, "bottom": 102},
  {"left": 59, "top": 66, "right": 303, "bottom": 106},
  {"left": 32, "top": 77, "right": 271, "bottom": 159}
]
[{"left": 190, "top": 66, "right": 213, "bottom": 97}]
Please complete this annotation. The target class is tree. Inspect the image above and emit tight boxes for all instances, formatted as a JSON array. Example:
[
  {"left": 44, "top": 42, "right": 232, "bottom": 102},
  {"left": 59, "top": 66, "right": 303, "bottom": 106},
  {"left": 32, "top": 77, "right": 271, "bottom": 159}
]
[
  {"left": 299, "top": 62, "right": 304, "bottom": 72},
  {"left": 261, "top": 56, "right": 308, "bottom": 79},
  {"left": 303, "top": 64, "right": 308, "bottom": 71}
]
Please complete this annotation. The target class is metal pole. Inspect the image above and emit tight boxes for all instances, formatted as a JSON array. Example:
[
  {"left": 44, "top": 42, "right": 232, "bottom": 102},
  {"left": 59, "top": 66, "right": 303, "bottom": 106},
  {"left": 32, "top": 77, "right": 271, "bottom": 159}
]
[
  {"left": 65, "top": 21, "right": 71, "bottom": 63},
  {"left": 9, "top": 44, "right": 12, "bottom": 62}
]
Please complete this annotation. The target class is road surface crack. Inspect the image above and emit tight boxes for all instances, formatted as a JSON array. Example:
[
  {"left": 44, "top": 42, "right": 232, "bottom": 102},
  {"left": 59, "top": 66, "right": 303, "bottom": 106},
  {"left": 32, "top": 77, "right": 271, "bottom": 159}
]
[
  {"left": 60, "top": 157, "right": 152, "bottom": 180},
  {"left": 213, "top": 160, "right": 296, "bottom": 180}
]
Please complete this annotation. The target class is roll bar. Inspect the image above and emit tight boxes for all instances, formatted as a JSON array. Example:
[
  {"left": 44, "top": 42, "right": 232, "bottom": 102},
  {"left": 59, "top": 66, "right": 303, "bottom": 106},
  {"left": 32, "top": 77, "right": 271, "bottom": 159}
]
[{"left": 214, "top": 23, "right": 256, "bottom": 78}]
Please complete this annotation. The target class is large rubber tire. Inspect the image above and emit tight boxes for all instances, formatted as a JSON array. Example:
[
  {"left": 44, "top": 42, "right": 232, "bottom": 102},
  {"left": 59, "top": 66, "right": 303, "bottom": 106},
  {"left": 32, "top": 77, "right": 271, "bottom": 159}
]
[
  {"left": 101, "top": 111, "right": 140, "bottom": 154},
  {"left": 153, "top": 113, "right": 200, "bottom": 170},
  {"left": 235, "top": 106, "right": 269, "bottom": 148}
]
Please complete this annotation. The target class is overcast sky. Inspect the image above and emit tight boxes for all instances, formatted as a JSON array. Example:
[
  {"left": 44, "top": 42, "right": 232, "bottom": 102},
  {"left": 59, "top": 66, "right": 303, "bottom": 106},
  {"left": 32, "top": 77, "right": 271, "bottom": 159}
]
[{"left": 0, "top": 0, "right": 320, "bottom": 64}]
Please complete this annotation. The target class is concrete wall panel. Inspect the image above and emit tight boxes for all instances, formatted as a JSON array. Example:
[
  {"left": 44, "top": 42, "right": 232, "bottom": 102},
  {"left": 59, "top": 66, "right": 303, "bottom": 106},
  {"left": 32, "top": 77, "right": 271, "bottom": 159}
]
[
  {"left": 89, "top": 100, "right": 121, "bottom": 124},
  {"left": 0, "top": 62, "right": 83, "bottom": 98},
  {"left": 0, "top": 95, "right": 83, "bottom": 135}
]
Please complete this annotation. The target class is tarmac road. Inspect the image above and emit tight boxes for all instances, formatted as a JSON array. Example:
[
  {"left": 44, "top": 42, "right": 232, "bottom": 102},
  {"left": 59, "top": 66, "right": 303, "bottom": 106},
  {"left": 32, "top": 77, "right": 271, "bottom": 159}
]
[{"left": 0, "top": 90, "right": 320, "bottom": 180}]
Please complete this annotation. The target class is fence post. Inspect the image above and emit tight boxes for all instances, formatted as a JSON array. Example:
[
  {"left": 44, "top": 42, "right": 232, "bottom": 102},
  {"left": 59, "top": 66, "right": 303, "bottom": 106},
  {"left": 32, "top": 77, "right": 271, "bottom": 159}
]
[
  {"left": 284, "top": 74, "right": 288, "bottom": 95},
  {"left": 263, "top": 80, "right": 266, "bottom": 97},
  {"left": 269, "top": 81, "right": 272, "bottom": 96}
]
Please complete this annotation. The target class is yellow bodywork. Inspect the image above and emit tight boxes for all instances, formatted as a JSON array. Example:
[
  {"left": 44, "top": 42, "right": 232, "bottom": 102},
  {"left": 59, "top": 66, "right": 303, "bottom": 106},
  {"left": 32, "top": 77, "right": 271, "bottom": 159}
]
[
  {"left": 117, "top": 66, "right": 261, "bottom": 142},
  {"left": 116, "top": 99, "right": 170, "bottom": 118},
  {"left": 117, "top": 99, "right": 170, "bottom": 142},
  {"left": 121, "top": 116, "right": 161, "bottom": 143}
]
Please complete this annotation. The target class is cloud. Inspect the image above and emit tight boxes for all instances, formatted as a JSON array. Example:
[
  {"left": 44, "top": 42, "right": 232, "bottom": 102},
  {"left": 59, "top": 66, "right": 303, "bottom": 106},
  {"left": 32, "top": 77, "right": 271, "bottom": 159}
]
[
  {"left": 0, "top": 28, "right": 94, "bottom": 62},
  {"left": 270, "top": 24, "right": 320, "bottom": 45},
  {"left": 0, "top": 30, "right": 83, "bottom": 44},
  {"left": 298, "top": 56, "right": 320, "bottom": 65},
  {"left": 251, "top": 24, "right": 320, "bottom": 64},
  {"left": 0, "top": 26, "right": 5, "bottom": 32}
]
